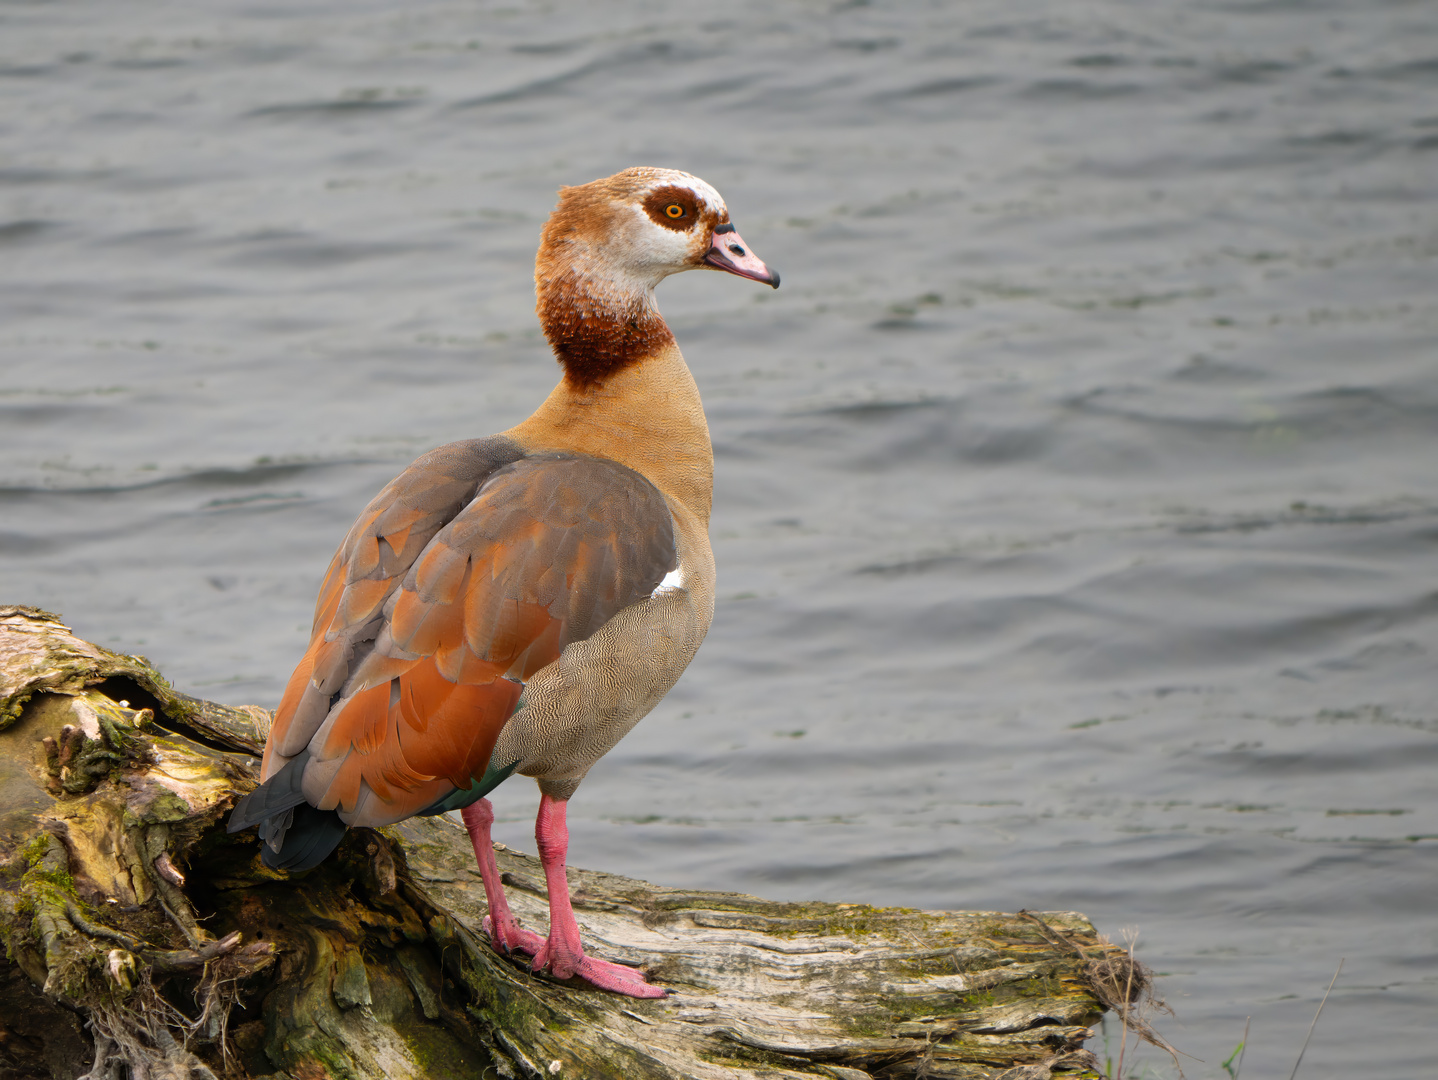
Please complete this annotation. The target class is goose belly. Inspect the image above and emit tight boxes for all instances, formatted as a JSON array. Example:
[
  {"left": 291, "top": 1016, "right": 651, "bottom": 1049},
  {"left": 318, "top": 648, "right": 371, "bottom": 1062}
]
[{"left": 492, "top": 509, "right": 715, "bottom": 800}]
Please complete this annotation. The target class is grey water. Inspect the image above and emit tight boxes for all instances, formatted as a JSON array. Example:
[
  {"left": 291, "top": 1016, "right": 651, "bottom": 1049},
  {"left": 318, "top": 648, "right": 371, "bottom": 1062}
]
[{"left": 3, "top": 1, "right": 1436, "bottom": 1074}]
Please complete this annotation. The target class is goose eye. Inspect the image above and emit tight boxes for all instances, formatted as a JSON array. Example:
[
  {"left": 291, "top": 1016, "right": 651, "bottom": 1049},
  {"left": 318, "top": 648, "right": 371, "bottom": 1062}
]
[{"left": 665, "top": 204, "right": 685, "bottom": 219}]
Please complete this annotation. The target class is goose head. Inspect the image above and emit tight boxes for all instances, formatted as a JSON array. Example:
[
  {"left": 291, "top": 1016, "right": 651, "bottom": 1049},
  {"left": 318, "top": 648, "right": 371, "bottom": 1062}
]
[
  {"left": 537, "top": 166, "right": 779, "bottom": 295},
  {"left": 534, "top": 168, "right": 778, "bottom": 389}
]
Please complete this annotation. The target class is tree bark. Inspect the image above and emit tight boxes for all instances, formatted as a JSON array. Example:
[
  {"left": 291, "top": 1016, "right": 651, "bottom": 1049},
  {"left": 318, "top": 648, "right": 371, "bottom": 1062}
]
[{"left": 0, "top": 606, "right": 1140, "bottom": 1080}]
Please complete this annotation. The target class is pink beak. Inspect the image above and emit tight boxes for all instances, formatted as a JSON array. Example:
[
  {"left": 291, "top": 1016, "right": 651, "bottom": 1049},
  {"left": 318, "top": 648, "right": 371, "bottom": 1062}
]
[{"left": 703, "top": 224, "right": 780, "bottom": 288}]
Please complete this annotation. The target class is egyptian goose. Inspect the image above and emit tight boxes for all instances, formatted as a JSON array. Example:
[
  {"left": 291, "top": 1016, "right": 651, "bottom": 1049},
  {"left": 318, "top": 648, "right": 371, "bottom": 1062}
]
[{"left": 229, "top": 167, "right": 778, "bottom": 998}]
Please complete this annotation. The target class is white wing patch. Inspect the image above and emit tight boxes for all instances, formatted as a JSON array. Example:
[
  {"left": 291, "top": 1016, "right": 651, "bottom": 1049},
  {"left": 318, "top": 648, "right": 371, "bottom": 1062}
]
[{"left": 652, "top": 563, "right": 685, "bottom": 597}]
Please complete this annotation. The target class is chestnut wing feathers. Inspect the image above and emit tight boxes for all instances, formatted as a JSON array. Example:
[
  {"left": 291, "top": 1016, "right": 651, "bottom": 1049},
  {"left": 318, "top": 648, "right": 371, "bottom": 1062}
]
[
  {"left": 238, "top": 447, "right": 676, "bottom": 838},
  {"left": 264, "top": 435, "right": 527, "bottom": 765}
]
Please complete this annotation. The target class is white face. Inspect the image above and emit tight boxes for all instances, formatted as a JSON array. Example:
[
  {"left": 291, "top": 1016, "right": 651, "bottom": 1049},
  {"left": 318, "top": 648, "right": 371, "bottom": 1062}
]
[{"left": 607, "top": 172, "right": 728, "bottom": 289}]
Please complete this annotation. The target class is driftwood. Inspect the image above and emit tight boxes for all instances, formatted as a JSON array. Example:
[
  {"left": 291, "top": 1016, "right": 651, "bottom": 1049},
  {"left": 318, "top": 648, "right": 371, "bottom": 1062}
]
[{"left": 0, "top": 605, "right": 1142, "bottom": 1080}]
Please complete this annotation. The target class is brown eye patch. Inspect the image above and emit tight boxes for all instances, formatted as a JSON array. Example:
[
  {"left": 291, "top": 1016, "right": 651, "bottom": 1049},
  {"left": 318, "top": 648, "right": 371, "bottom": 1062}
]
[{"left": 643, "top": 186, "right": 701, "bottom": 231}]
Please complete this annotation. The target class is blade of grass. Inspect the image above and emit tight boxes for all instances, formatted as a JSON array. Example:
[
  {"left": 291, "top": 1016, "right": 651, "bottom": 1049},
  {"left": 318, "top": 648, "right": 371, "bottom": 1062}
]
[
  {"left": 1288, "top": 959, "right": 1342, "bottom": 1080},
  {"left": 1221, "top": 1017, "right": 1250, "bottom": 1079}
]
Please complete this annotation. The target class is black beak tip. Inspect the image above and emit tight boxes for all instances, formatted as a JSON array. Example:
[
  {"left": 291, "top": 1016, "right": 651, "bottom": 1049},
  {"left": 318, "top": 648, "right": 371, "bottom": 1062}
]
[{"left": 769, "top": 270, "right": 781, "bottom": 290}]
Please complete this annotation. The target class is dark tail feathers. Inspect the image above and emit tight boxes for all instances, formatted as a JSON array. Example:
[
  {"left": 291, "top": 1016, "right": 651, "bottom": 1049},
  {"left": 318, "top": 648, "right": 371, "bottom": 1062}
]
[{"left": 228, "top": 751, "right": 348, "bottom": 872}]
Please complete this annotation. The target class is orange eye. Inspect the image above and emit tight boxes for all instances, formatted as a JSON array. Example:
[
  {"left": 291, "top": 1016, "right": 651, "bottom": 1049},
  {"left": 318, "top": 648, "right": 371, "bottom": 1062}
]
[{"left": 665, "top": 203, "right": 685, "bottom": 219}]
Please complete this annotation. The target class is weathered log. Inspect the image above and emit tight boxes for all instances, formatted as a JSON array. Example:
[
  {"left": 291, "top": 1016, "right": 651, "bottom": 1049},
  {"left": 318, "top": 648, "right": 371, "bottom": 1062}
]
[{"left": 0, "top": 606, "right": 1141, "bottom": 1080}]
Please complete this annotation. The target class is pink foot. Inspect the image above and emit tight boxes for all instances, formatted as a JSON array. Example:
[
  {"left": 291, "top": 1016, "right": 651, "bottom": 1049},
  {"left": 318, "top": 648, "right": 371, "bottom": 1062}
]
[
  {"left": 481, "top": 913, "right": 548, "bottom": 958},
  {"left": 531, "top": 793, "right": 669, "bottom": 999},
  {"left": 532, "top": 942, "right": 666, "bottom": 998},
  {"left": 460, "top": 799, "right": 547, "bottom": 958}
]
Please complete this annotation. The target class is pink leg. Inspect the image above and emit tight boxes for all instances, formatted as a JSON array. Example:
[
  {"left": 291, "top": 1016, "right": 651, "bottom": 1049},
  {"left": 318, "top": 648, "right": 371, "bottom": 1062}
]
[
  {"left": 528, "top": 794, "right": 667, "bottom": 998},
  {"left": 460, "top": 799, "right": 546, "bottom": 958}
]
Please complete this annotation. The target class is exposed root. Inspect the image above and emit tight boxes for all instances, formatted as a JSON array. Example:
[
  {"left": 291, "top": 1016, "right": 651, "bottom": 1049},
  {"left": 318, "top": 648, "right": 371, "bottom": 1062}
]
[
  {"left": 27, "top": 833, "right": 88, "bottom": 997},
  {"left": 95, "top": 931, "right": 273, "bottom": 1071},
  {"left": 197, "top": 937, "right": 276, "bottom": 1051},
  {"left": 153, "top": 852, "right": 186, "bottom": 887},
  {"left": 77, "top": 1028, "right": 117, "bottom": 1080},
  {"left": 87, "top": 970, "right": 222, "bottom": 1080},
  {"left": 67, "top": 902, "right": 146, "bottom": 949},
  {"left": 142, "top": 826, "right": 209, "bottom": 947}
]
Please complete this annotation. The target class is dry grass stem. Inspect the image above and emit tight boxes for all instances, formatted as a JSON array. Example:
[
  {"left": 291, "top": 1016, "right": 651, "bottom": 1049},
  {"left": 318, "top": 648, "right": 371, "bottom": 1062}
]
[{"left": 1288, "top": 959, "right": 1343, "bottom": 1080}]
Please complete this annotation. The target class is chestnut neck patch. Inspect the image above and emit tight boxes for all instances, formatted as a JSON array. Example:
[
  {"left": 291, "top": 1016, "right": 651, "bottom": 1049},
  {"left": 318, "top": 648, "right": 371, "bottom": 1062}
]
[{"left": 537, "top": 271, "right": 676, "bottom": 391}]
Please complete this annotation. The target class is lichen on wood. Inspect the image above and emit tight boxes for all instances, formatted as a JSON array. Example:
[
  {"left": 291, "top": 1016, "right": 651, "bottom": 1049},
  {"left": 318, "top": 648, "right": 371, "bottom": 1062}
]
[{"left": 0, "top": 607, "right": 1142, "bottom": 1080}]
